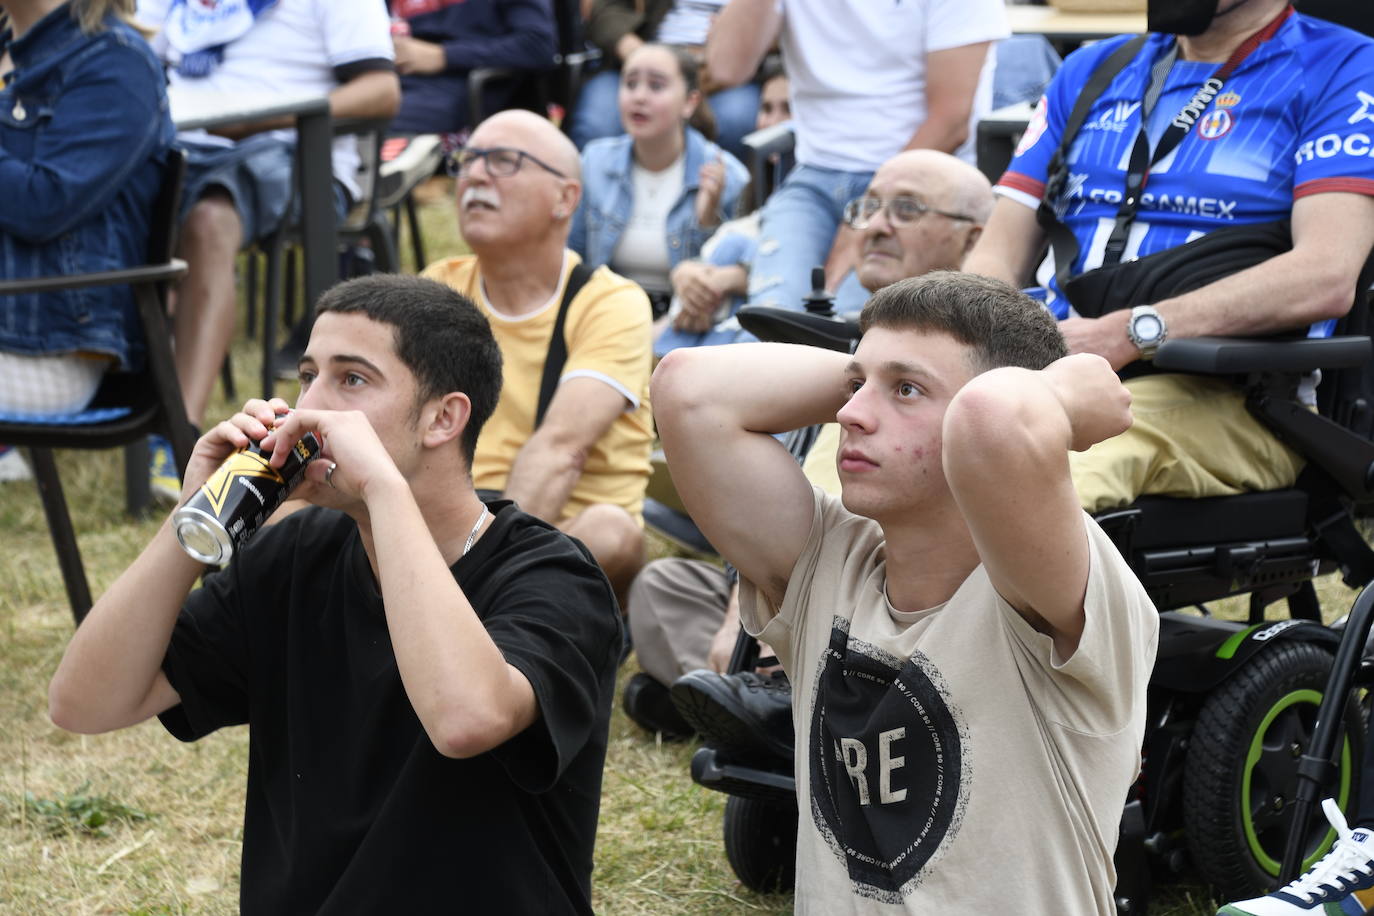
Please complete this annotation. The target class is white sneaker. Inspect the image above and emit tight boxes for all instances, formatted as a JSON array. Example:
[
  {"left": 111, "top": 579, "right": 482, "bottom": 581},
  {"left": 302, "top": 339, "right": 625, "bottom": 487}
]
[
  {"left": 0, "top": 445, "right": 31, "bottom": 482},
  {"left": 1218, "top": 799, "right": 1374, "bottom": 914}
]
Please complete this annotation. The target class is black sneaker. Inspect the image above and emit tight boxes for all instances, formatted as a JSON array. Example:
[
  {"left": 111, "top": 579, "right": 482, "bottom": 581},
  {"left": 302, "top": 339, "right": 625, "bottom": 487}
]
[
  {"left": 622, "top": 672, "right": 693, "bottom": 740},
  {"left": 670, "top": 669, "right": 794, "bottom": 764}
]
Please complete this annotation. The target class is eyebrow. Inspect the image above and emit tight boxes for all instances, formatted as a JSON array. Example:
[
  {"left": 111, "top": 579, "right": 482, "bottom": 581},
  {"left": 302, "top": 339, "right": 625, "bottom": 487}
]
[
  {"left": 845, "top": 359, "right": 933, "bottom": 380},
  {"left": 298, "top": 353, "right": 387, "bottom": 378}
]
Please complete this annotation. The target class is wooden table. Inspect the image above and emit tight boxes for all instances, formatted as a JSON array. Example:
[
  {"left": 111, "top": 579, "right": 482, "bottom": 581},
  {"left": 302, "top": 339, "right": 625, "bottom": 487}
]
[
  {"left": 171, "top": 92, "right": 336, "bottom": 331},
  {"left": 1007, "top": 5, "right": 1146, "bottom": 43}
]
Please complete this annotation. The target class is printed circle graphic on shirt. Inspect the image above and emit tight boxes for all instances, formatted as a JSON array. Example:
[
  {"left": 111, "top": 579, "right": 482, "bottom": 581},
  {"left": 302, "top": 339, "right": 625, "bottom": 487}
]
[
  {"left": 1198, "top": 109, "right": 1234, "bottom": 141},
  {"left": 1015, "top": 96, "right": 1050, "bottom": 157},
  {"left": 807, "top": 619, "right": 970, "bottom": 902}
]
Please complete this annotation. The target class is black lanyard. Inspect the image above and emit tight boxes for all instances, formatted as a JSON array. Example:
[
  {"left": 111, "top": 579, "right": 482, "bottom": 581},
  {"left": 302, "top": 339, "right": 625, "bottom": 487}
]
[{"left": 1100, "top": 5, "right": 1293, "bottom": 267}]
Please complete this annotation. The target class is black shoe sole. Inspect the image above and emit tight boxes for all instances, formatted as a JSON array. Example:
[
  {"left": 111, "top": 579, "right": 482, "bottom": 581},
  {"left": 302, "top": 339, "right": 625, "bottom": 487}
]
[{"left": 670, "top": 679, "right": 794, "bottom": 764}]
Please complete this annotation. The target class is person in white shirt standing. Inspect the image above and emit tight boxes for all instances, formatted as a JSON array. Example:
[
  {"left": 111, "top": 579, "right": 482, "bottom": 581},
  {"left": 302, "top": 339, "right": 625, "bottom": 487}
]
[
  {"left": 134, "top": 0, "right": 399, "bottom": 500},
  {"left": 707, "top": 0, "right": 1007, "bottom": 314}
]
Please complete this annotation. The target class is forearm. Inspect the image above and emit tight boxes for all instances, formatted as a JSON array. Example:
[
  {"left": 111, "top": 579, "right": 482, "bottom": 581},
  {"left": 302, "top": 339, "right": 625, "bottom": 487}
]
[
  {"left": 705, "top": 0, "right": 778, "bottom": 87},
  {"left": 48, "top": 517, "right": 203, "bottom": 733},
  {"left": 823, "top": 227, "right": 863, "bottom": 290},
  {"left": 654, "top": 343, "right": 849, "bottom": 440},
  {"left": 367, "top": 477, "right": 535, "bottom": 757},
  {"left": 329, "top": 69, "right": 402, "bottom": 122},
  {"left": 1155, "top": 248, "right": 1358, "bottom": 339},
  {"left": 441, "top": 9, "right": 556, "bottom": 72},
  {"left": 902, "top": 112, "right": 970, "bottom": 156},
  {"left": 586, "top": 0, "right": 644, "bottom": 59},
  {"left": 962, "top": 197, "right": 1046, "bottom": 288},
  {"left": 503, "top": 433, "right": 587, "bottom": 522},
  {"left": 208, "top": 71, "right": 400, "bottom": 142}
]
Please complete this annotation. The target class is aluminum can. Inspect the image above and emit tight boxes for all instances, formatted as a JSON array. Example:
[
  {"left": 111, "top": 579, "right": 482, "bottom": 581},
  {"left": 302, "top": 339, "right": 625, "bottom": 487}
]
[{"left": 173, "top": 431, "right": 322, "bottom": 565}]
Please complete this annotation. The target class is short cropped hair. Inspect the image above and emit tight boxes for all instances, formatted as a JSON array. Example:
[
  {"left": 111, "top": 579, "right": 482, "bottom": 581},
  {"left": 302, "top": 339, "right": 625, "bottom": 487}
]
[
  {"left": 859, "top": 271, "right": 1067, "bottom": 373},
  {"left": 315, "top": 275, "right": 503, "bottom": 465}
]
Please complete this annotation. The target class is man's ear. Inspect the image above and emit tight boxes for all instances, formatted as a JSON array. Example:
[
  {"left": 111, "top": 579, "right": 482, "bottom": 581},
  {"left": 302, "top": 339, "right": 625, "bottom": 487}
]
[
  {"left": 422, "top": 391, "right": 472, "bottom": 450},
  {"left": 554, "top": 179, "right": 582, "bottom": 220},
  {"left": 961, "top": 224, "right": 985, "bottom": 257}
]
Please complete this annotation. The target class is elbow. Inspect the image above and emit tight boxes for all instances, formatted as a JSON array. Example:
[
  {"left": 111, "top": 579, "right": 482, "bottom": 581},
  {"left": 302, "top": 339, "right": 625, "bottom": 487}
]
[
  {"left": 430, "top": 710, "right": 515, "bottom": 759},
  {"left": 378, "top": 73, "right": 402, "bottom": 119},
  {"left": 944, "top": 372, "right": 1042, "bottom": 462},
  {"left": 48, "top": 677, "right": 99, "bottom": 735},
  {"left": 1310, "top": 272, "right": 1359, "bottom": 325},
  {"left": 704, "top": 47, "right": 751, "bottom": 89}
]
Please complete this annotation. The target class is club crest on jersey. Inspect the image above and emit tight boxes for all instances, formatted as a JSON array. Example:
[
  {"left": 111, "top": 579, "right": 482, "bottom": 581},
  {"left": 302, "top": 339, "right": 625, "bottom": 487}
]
[
  {"left": 1215, "top": 91, "right": 1241, "bottom": 109},
  {"left": 1198, "top": 109, "right": 1233, "bottom": 141}
]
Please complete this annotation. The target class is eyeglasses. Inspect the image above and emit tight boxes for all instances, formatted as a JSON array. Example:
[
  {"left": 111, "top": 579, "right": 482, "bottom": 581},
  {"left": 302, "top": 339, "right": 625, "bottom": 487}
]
[
  {"left": 447, "top": 146, "right": 568, "bottom": 179},
  {"left": 842, "top": 195, "right": 974, "bottom": 230}
]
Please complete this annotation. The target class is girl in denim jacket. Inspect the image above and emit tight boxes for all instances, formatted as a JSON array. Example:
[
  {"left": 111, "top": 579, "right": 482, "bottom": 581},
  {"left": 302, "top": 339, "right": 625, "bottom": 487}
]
[
  {"left": 0, "top": 0, "right": 173, "bottom": 417},
  {"left": 569, "top": 43, "right": 748, "bottom": 321}
]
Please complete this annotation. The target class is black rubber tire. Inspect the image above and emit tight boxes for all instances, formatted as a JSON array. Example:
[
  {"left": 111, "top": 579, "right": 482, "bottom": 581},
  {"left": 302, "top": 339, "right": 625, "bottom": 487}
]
[
  {"left": 1182, "top": 639, "right": 1364, "bottom": 900},
  {"left": 723, "top": 794, "right": 798, "bottom": 893}
]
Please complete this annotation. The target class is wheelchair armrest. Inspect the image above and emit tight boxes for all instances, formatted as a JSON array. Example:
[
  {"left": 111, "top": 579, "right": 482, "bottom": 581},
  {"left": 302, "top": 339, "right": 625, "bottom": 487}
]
[
  {"left": 1153, "top": 336, "right": 1373, "bottom": 374},
  {"left": 736, "top": 306, "right": 860, "bottom": 353},
  {"left": 742, "top": 121, "right": 796, "bottom": 160},
  {"left": 0, "top": 260, "right": 187, "bottom": 295},
  {"left": 469, "top": 67, "right": 529, "bottom": 124}
]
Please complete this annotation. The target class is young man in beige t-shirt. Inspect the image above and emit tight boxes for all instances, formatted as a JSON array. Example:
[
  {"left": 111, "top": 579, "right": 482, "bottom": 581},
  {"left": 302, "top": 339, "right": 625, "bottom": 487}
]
[{"left": 654, "top": 271, "right": 1158, "bottom": 913}]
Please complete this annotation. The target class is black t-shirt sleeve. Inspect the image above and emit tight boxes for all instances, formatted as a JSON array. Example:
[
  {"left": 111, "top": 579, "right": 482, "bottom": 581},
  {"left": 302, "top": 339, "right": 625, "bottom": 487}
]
[
  {"left": 333, "top": 57, "right": 395, "bottom": 83},
  {"left": 483, "top": 543, "right": 622, "bottom": 794},
  {"left": 157, "top": 517, "right": 303, "bottom": 742}
]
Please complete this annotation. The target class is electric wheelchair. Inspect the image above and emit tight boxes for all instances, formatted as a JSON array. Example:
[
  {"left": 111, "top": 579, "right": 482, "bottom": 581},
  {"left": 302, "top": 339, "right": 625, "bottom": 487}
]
[{"left": 683, "top": 270, "right": 1374, "bottom": 914}]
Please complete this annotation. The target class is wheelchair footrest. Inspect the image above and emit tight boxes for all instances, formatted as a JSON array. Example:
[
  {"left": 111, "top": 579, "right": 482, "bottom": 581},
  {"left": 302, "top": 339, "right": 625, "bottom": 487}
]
[{"left": 690, "top": 746, "right": 795, "bottom": 804}]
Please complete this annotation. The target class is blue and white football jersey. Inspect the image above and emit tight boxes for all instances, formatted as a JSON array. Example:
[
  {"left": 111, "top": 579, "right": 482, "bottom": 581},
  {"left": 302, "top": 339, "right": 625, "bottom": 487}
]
[{"left": 1000, "top": 9, "right": 1374, "bottom": 326}]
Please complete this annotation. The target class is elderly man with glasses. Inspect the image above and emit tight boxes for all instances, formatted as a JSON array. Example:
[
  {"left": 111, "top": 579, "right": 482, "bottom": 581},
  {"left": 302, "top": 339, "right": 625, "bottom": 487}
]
[{"left": 424, "top": 110, "right": 654, "bottom": 610}]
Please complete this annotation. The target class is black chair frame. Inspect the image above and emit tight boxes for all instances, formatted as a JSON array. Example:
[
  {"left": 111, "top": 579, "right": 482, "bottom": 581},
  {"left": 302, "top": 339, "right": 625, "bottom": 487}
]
[{"left": 0, "top": 149, "right": 196, "bottom": 623}]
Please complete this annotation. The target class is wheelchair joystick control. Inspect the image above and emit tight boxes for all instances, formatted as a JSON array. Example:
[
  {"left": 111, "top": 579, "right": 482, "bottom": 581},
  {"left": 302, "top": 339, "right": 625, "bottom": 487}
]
[{"left": 801, "top": 267, "right": 836, "bottom": 317}]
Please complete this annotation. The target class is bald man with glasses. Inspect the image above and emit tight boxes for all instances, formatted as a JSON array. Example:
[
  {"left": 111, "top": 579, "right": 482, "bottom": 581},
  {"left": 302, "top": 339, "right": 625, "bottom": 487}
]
[{"left": 424, "top": 110, "right": 654, "bottom": 608}]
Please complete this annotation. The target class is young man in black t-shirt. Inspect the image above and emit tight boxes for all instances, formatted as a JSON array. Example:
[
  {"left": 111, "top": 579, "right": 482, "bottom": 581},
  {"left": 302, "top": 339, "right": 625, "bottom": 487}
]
[{"left": 47, "top": 275, "right": 623, "bottom": 915}]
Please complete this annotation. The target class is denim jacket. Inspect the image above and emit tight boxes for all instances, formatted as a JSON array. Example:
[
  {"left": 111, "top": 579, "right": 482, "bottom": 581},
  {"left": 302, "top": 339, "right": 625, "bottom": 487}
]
[
  {"left": 569, "top": 126, "right": 750, "bottom": 276},
  {"left": 0, "top": 7, "right": 174, "bottom": 370}
]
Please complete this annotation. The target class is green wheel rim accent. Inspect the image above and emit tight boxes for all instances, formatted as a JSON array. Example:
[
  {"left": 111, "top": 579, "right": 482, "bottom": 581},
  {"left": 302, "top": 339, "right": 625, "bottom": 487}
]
[
  {"left": 1240, "top": 688, "right": 1353, "bottom": 876},
  {"left": 1216, "top": 624, "right": 1264, "bottom": 660}
]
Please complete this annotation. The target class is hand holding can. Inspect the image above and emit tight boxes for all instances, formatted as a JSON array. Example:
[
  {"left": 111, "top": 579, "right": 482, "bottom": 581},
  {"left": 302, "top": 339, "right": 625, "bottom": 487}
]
[{"left": 173, "top": 414, "right": 321, "bottom": 565}]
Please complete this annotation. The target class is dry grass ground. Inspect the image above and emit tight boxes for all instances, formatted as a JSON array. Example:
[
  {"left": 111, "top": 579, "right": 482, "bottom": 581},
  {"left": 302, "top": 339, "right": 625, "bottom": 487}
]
[{"left": 0, "top": 185, "right": 1361, "bottom": 914}]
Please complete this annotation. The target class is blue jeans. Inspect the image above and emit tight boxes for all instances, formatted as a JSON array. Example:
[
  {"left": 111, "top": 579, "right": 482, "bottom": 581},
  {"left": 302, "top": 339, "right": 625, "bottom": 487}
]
[
  {"left": 569, "top": 68, "right": 761, "bottom": 163},
  {"left": 746, "top": 164, "right": 874, "bottom": 313},
  {"left": 992, "top": 35, "right": 1062, "bottom": 109}
]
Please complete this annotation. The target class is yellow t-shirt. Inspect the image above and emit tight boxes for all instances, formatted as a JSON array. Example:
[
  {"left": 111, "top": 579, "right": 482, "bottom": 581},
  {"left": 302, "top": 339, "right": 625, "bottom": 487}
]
[{"left": 423, "top": 251, "right": 654, "bottom": 522}]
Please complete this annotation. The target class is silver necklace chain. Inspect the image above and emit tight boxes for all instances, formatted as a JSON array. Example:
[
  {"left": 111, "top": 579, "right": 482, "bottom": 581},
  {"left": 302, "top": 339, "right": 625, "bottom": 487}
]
[{"left": 462, "top": 505, "right": 489, "bottom": 558}]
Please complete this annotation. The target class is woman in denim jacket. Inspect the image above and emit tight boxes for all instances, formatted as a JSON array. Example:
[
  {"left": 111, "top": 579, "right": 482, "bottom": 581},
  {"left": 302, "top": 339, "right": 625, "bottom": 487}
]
[
  {"left": 569, "top": 43, "right": 748, "bottom": 320},
  {"left": 0, "top": 0, "right": 173, "bottom": 417}
]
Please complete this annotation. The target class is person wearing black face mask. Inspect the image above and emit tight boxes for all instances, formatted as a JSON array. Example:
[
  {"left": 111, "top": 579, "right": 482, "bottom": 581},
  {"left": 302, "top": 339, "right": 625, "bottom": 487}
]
[{"left": 964, "top": 4, "right": 1374, "bottom": 907}]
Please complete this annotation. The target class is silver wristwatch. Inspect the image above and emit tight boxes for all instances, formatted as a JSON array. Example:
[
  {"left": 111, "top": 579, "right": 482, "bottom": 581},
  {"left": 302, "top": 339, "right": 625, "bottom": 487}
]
[{"left": 1127, "top": 305, "right": 1168, "bottom": 360}]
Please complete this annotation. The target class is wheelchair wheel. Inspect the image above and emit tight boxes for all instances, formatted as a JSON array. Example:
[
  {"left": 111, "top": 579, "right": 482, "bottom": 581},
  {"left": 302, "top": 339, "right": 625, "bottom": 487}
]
[
  {"left": 722, "top": 794, "right": 798, "bottom": 893},
  {"left": 1182, "top": 639, "right": 1364, "bottom": 900}
]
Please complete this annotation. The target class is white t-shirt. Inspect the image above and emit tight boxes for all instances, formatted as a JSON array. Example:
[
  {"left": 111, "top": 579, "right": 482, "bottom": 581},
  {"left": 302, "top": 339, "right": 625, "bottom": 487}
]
[
  {"left": 611, "top": 156, "right": 685, "bottom": 295},
  {"left": 741, "top": 488, "right": 1158, "bottom": 914},
  {"left": 657, "top": 0, "right": 728, "bottom": 46},
  {"left": 136, "top": 0, "right": 394, "bottom": 199},
  {"left": 776, "top": 0, "right": 1009, "bottom": 170}
]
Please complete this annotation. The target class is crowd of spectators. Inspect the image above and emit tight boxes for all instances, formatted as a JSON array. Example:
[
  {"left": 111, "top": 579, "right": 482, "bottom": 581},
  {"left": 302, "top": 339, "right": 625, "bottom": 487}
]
[{"left": 7, "top": 0, "right": 1374, "bottom": 913}]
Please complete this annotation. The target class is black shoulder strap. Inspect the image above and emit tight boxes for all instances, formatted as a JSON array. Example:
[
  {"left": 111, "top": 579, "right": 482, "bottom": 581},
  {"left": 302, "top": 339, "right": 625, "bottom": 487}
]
[
  {"left": 535, "top": 261, "right": 594, "bottom": 428},
  {"left": 1036, "top": 34, "right": 1150, "bottom": 303}
]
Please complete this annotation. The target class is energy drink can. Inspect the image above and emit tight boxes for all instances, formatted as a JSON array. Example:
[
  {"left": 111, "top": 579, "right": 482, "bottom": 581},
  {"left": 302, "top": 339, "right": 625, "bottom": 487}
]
[{"left": 173, "top": 429, "right": 322, "bottom": 565}]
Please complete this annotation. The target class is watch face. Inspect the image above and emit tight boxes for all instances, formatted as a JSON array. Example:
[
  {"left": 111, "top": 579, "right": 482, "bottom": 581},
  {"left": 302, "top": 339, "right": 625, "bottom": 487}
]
[{"left": 1134, "top": 314, "right": 1164, "bottom": 344}]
